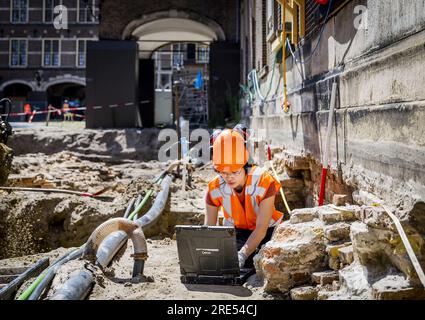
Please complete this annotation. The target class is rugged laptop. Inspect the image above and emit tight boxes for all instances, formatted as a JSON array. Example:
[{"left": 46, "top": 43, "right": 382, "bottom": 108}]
[{"left": 175, "top": 225, "right": 255, "bottom": 286}]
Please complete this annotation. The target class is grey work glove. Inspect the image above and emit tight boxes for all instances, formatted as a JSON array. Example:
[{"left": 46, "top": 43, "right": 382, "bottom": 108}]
[{"left": 237, "top": 250, "right": 249, "bottom": 269}]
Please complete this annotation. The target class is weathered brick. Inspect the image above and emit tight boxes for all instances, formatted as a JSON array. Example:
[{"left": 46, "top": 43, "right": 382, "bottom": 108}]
[
  {"left": 372, "top": 275, "right": 425, "bottom": 300},
  {"left": 290, "top": 286, "right": 318, "bottom": 300},
  {"left": 328, "top": 256, "right": 341, "bottom": 270},
  {"left": 280, "top": 176, "right": 304, "bottom": 189},
  {"left": 319, "top": 206, "right": 356, "bottom": 224},
  {"left": 362, "top": 206, "right": 396, "bottom": 231},
  {"left": 289, "top": 208, "right": 318, "bottom": 224},
  {"left": 326, "top": 243, "right": 352, "bottom": 258},
  {"left": 282, "top": 151, "right": 310, "bottom": 170},
  {"left": 338, "top": 245, "right": 354, "bottom": 265},
  {"left": 332, "top": 194, "right": 350, "bottom": 206},
  {"left": 312, "top": 271, "right": 339, "bottom": 286},
  {"left": 324, "top": 223, "right": 351, "bottom": 242}
]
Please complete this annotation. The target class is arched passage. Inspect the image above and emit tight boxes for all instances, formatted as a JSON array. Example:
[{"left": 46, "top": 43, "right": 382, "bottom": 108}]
[
  {"left": 2, "top": 82, "right": 33, "bottom": 101},
  {"left": 46, "top": 82, "right": 86, "bottom": 120},
  {"left": 86, "top": 7, "right": 238, "bottom": 129},
  {"left": 123, "top": 13, "right": 223, "bottom": 127}
]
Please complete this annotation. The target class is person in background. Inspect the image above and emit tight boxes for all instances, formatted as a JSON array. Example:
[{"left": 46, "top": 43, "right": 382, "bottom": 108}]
[
  {"left": 24, "top": 103, "right": 32, "bottom": 122},
  {"left": 62, "top": 99, "right": 72, "bottom": 121}
]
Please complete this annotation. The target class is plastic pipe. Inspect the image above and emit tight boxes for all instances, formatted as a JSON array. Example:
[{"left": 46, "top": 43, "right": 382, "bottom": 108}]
[
  {"left": 318, "top": 81, "right": 337, "bottom": 206},
  {"left": 0, "top": 257, "right": 49, "bottom": 300},
  {"left": 27, "top": 247, "right": 84, "bottom": 300},
  {"left": 96, "top": 173, "right": 170, "bottom": 268},
  {"left": 96, "top": 175, "right": 171, "bottom": 268},
  {"left": 82, "top": 218, "right": 142, "bottom": 261},
  {"left": 48, "top": 270, "right": 93, "bottom": 300},
  {"left": 82, "top": 218, "right": 148, "bottom": 279},
  {"left": 96, "top": 231, "right": 128, "bottom": 268},
  {"left": 123, "top": 197, "right": 136, "bottom": 219},
  {"left": 136, "top": 175, "right": 171, "bottom": 229}
]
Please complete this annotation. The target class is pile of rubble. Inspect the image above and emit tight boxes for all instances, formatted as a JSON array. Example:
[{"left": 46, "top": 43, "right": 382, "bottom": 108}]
[{"left": 254, "top": 196, "right": 425, "bottom": 300}]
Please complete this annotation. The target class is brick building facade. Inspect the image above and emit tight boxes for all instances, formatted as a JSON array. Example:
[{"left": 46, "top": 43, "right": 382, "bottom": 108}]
[{"left": 0, "top": 0, "right": 99, "bottom": 110}]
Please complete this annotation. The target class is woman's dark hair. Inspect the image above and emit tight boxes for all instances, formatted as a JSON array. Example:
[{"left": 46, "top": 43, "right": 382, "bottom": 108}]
[{"left": 243, "top": 162, "right": 253, "bottom": 174}]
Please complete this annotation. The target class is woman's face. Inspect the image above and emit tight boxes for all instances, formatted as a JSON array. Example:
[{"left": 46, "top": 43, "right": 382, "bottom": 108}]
[{"left": 218, "top": 168, "right": 247, "bottom": 189}]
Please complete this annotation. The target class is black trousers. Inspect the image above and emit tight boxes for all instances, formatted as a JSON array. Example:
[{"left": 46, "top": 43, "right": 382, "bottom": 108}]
[{"left": 235, "top": 227, "right": 275, "bottom": 268}]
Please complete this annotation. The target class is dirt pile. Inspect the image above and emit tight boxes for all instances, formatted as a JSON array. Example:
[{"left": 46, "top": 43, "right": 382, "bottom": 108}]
[
  {"left": 8, "top": 127, "right": 162, "bottom": 161},
  {"left": 0, "top": 192, "right": 125, "bottom": 259},
  {"left": 0, "top": 143, "right": 13, "bottom": 185}
]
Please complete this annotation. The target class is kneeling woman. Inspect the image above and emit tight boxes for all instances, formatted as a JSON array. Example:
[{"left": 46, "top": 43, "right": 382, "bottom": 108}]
[{"left": 204, "top": 128, "right": 283, "bottom": 268}]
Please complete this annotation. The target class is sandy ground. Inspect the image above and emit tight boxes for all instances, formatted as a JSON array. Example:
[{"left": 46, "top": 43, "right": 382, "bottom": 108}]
[
  {"left": 0, "top": 239, "right": 278, "bottom": 300},
  {"left": 87, "top": 239, "right": 276, "bottom": 300},
  {"left": 0, "top": 127, "right": 282, "bottom": 300}
]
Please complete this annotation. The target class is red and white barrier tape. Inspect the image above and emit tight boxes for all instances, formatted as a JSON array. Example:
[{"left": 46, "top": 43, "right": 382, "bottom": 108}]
[{"left": 1, "top": 102, "right": 137, "bottom": 118}]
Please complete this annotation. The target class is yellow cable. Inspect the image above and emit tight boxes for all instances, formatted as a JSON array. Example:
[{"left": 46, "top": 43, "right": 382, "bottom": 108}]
[
  {"left": 381, "top": 204, "right": 425, "bottom": 288},
  {"left": 268, "top": 160, "right": 291, "bottom": 214}
]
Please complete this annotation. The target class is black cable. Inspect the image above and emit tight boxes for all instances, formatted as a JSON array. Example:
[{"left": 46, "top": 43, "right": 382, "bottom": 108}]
[
  {"left": 0, "top": 98, "right": 12, "bottom": 122},
  {"left": 81, "top": 0, "right": 98, "bottom": 22},
  {"left": 286, "top": 0, "right": 334, "bottom": 65}
]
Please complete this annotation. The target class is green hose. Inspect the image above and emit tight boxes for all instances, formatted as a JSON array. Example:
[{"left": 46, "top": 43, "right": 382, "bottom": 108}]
[
  {"left": 128, "top": 177, "right": 164, "bottom": 221},
  {"left": 17, "top": 247, "right": 82, "bottom": 300},
  {"left": 19, "top": 171, "right": 167, "bottom": 300},
  {"left": 17, "top": 270, "right": 48, "bottom": 300}
]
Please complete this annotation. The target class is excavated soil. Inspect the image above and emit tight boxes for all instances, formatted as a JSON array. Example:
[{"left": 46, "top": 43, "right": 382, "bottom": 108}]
[{"left": 0, "top": 127, "right": 281, "bottom": 300}]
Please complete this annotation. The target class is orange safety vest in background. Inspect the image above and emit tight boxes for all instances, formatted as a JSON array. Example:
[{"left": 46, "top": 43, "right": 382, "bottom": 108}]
[
  {"left": 24, "top": 104, "right": 31, "bottom": 114},
  {"left": 207, "top": 166, "right": 283, "bottom": 230}
]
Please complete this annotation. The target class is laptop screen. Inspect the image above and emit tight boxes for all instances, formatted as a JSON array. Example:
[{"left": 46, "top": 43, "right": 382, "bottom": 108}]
[{"left": 175, "top": 225, "right": 240, "bottom": 277}]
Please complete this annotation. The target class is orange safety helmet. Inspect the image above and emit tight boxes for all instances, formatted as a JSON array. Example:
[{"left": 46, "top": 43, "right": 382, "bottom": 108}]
[{"left": 212, "top": 129, "right": 249, "bottom": 172}]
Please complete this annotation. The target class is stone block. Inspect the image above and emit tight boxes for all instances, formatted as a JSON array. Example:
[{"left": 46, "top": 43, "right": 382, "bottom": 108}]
[
  {"left": 324, "top": 223, "right": 351, "bottom": 242},
  {"left": 326, "top": 243, "right": 352, "bottom": 258},
  {"left": 332, "top": 280, "right": 341, "bottom": 291},
  {"left": 280, "top": 175, "right": 304, "bottom": 189},
  {"left": 362, "top": 206, "right": 396, "bottom": 231},
  {"left": 332, "top": 194, "right": 350, "bottom": 206},
  {"left": 328, "top": 256, "right": 341, "bottom": 270},
  {"left": 282, "top": 151, "right": 310, "bottom": 171},
  {"left": 255, "top": 220, "right": 327, "bottom": 293},
  {"left": 290, "top": 286, "right": 318, "bottom": 300},
  {"left": 290, "top": 208, "right": 318, "bottom": 224},
  {"left": 338, "top": 263, "right": 373, "bottom": 299},
  {"left": 319, "top": 206, "right": 356, "bottom": 224},
  {"left": 338, "top": 245, "right": 354, "bottom": 265},
  {"left": 372, "top": 275, "right": 425, "bottom": 300},
  {"left": 317, "top": 290, "right": 333, "bottom": 300},
  {"left": 312, "top": 270, "right": 339, "bottom": 286}
]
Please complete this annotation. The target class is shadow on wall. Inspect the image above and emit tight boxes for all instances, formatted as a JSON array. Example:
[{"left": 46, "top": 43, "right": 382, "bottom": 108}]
[{"left": 283, "top": 0, "right": 364, "bottom": 160}]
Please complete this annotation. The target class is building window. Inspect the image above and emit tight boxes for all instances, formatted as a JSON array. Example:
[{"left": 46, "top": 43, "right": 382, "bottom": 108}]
[
  {"left": 43, "top": 39, "right": 60, "bottom": 67},
  {"left": 10, "top": 39, "right": 27, "bottom": 67},
  {"left": 76, "top": 40, "right": 86, "bottom": 67},
  {"left": 196, "top": 44, "right": 209, "bottom": 64},
  {"left": 44, "top": 0, "right": 61, "bottom": 23},
  {"left": 262, "top": 0, "right": 268, "bottom": 68},
  {"left": 78, "top": 0, "right": 95, "bottom": 23},
  {"left": 11, "top": 0, "right": 28, "bottom": 23},
  {"left": 266, "top": 0, "right": 274, "bottom": 35}
]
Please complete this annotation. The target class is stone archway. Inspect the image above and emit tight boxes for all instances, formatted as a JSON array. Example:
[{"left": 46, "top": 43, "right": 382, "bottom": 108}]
[
  {"left": 122, "top": 9, "right": 226, "bottom": 41},
  {"left": 122, "top": 10, "right": 225, "bottom": 59}
]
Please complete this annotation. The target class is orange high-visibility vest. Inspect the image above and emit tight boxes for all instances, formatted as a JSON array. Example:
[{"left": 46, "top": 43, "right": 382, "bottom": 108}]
[
  {"left": 24, "top": 104, "right": 31, "bottom": 114},
  {"left": 207, "top": 166, "right": 283, "bottom": 230}
]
